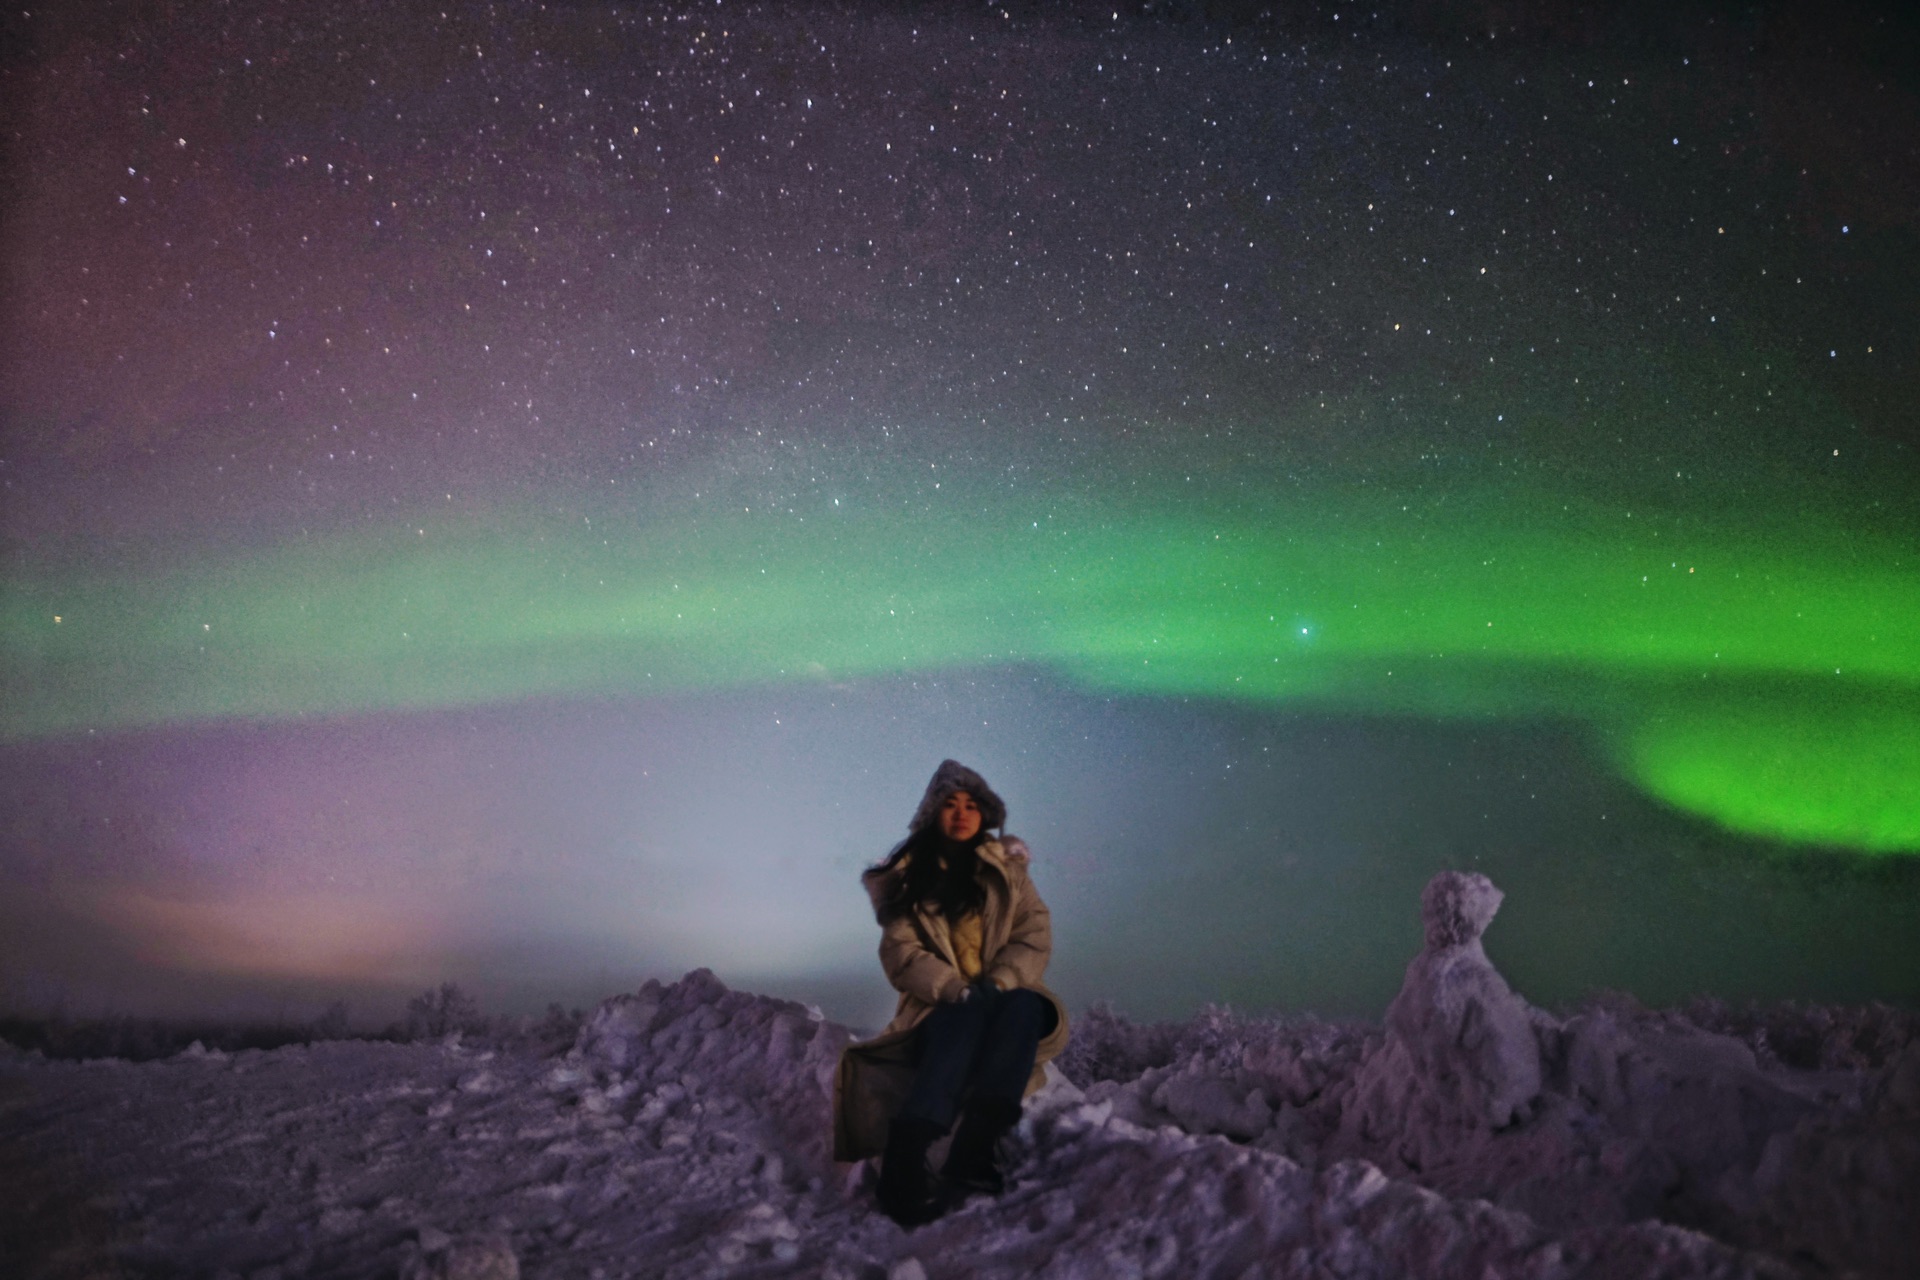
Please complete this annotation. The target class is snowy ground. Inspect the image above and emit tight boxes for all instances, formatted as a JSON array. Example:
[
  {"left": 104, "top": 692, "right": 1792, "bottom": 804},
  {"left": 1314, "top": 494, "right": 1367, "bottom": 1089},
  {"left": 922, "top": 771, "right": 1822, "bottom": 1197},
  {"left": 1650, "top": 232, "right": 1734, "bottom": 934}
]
[{"left": 4, "top": 877, "right": 1916, "bottom": 1279}]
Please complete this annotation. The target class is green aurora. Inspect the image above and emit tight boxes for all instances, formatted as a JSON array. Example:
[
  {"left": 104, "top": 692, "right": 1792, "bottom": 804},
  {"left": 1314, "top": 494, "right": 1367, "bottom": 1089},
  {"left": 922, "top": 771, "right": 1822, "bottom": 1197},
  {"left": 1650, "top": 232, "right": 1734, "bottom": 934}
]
[{"left": 6, "top": 439, "right": 1918, "bottom": 856}]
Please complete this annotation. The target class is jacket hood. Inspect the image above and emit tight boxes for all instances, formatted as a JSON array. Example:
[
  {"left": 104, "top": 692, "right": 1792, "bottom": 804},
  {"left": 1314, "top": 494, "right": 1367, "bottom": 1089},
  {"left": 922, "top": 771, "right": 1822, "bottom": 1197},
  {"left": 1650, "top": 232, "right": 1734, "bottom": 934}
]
[{"left": 906, "top": 759, "right": 1008, "bottom": 835}]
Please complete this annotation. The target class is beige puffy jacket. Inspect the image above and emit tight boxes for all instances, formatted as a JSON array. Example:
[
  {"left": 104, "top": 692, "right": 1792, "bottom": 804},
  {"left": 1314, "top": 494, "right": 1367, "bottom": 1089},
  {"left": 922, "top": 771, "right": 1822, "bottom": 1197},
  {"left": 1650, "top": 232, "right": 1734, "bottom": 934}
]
[{"left": 831, "top": 837, "right": 1070, "bottom": 1161}]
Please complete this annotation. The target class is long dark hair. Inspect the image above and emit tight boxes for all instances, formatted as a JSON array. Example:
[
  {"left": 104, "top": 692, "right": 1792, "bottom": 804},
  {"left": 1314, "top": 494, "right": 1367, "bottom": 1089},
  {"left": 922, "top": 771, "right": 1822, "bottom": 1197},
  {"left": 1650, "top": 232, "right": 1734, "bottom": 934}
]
[{"left": 871, "top": 824, "right": 988, "bottom": 922}]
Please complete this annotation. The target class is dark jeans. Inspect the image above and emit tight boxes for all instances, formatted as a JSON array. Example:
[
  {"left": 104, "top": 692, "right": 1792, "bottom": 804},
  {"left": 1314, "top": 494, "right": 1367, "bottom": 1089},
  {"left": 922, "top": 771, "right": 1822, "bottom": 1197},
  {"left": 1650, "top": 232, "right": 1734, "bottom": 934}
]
[{"left": 897, "top": 986, "right": 1055, "bottom": 1130}]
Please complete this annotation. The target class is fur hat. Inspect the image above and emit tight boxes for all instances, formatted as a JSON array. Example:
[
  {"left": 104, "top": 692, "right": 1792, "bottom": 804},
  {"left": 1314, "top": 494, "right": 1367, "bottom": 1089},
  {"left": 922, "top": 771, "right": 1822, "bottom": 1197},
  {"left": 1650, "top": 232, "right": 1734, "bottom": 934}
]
[{"left": 907, "top": 759, "right": 1007, "bottom": 834}]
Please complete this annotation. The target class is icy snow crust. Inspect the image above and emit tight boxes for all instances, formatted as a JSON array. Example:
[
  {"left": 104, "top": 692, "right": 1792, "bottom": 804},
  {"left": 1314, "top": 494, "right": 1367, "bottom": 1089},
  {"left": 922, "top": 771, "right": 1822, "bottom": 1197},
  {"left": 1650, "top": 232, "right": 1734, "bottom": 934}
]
[{"left": 5, "top": 879, "right": 1917, "bottom": 1279}]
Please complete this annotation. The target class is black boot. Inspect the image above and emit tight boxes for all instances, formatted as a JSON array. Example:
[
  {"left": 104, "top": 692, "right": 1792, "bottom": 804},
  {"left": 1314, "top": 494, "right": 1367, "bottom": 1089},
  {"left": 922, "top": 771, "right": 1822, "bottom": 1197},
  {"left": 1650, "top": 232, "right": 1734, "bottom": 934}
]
[
  {"left": 941, "top": 1096, "right": 1021, "bottom": 1198},
  {"left": 877, "top": 1116, "right": 945, "bottom": 1226}
]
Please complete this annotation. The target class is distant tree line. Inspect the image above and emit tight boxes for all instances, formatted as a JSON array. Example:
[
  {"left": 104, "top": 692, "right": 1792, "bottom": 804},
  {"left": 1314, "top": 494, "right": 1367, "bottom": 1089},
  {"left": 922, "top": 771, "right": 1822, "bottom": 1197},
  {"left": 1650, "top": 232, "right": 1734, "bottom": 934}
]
[{"left": 0, "top": 984, "right": 586, "bottom": 1063}]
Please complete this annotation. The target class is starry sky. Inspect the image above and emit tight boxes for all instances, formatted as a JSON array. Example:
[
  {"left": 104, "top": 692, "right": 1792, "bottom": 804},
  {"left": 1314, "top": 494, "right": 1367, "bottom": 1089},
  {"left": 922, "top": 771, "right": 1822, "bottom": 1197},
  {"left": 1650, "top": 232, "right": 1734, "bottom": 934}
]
[{"left": 3, "top": 0, "right": 1918, "bottom": 1028}]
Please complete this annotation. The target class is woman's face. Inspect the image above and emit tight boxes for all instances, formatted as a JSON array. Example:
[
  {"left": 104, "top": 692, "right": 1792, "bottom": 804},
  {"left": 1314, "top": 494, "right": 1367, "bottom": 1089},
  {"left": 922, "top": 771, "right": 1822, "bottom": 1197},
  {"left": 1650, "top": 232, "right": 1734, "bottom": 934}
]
[{"left": 938, "top": 790, "right": 983, "bottom": 842}]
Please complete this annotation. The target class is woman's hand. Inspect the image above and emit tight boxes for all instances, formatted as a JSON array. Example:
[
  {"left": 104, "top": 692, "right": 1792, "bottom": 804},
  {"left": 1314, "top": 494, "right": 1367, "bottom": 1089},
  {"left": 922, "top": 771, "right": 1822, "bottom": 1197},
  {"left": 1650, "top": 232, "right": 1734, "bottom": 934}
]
[{"left": 956, "top": 977, "right": 1003, "bottom": 1003}]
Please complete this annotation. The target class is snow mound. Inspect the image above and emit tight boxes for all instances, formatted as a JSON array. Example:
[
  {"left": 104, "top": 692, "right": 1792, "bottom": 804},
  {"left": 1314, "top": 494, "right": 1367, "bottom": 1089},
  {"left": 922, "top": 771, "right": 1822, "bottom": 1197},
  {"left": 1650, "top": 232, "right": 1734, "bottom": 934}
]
[
  {"left": 1753, "top": 1036, "right": 1920, "bottom": 1277},
  {"left": 895, "top": 1092, "right": 1789, "bottom": 1280},
  {"left": 566, "top": 967, "right": 847, "bottom": 1170}
]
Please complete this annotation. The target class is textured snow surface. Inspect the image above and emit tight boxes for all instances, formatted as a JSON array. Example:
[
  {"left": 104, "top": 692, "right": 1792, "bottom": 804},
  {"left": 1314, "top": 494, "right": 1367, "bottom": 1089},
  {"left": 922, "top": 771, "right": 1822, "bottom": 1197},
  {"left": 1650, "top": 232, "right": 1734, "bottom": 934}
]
[{"left": 4, "top": 878, "right": 1917, "bottom": 1279}]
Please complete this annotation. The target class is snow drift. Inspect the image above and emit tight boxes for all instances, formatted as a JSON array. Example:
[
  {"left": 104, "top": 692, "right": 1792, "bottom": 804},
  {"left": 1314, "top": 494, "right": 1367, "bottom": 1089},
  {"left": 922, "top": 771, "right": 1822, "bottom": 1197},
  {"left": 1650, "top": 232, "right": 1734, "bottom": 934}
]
[{"left": 3, "top": 872, "right": 1915, "bottom": 1278}]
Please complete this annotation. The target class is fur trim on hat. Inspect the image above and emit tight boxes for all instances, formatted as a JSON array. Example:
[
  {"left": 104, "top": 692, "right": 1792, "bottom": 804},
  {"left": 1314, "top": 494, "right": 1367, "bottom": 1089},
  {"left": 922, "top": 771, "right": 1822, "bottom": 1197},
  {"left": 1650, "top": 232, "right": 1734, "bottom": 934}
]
[{"left": 906, "top": 759, "right": 1008, "bottom": 834}]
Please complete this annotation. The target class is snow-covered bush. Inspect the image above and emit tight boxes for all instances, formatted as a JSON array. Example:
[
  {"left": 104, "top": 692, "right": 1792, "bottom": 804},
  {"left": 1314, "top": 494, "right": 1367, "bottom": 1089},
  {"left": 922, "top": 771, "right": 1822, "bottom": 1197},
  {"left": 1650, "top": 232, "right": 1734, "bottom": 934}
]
[
  {"left": 406, "top": 982, "right": 487, "bottom": 1041},
  {"left": 515, "top": 1002, "right": 588, "bottom": 1056},
  {"left": 1053, "top": 1001, "right": 1183, "bottom": 1085}
]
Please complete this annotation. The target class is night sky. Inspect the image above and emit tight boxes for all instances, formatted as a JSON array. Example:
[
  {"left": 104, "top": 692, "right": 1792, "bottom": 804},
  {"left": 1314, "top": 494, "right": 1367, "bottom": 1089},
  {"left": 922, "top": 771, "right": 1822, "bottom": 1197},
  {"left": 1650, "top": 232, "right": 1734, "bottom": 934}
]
[{"left": 4, "top": 0, "right": 1917, "bottom": 1029}]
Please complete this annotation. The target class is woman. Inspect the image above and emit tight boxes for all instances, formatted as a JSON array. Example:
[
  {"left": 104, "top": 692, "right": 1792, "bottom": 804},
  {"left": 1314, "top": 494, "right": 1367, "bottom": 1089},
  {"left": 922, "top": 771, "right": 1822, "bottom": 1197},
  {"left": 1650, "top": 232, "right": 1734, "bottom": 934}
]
[{"left": 832, "top": 759, "right": 1071, "bottom": 1226}]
